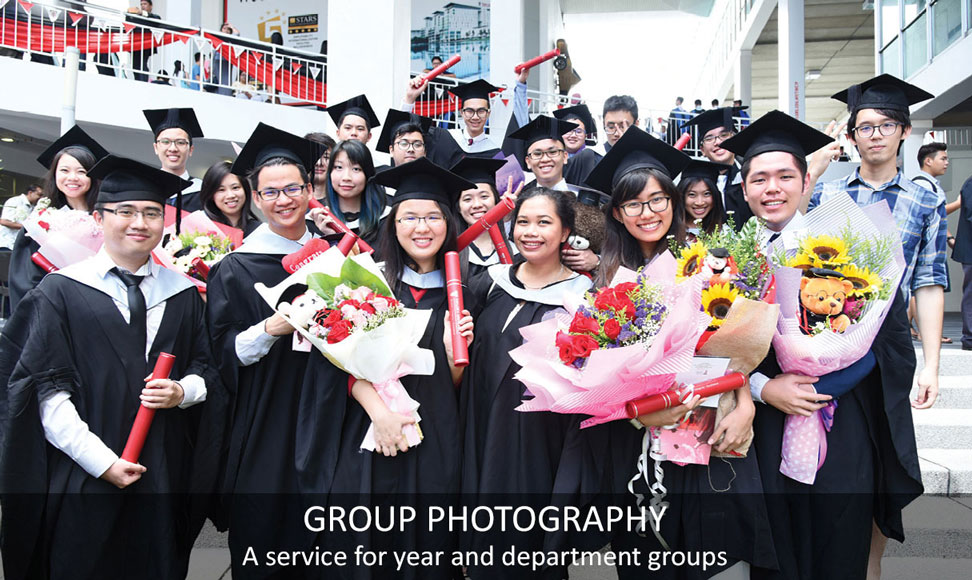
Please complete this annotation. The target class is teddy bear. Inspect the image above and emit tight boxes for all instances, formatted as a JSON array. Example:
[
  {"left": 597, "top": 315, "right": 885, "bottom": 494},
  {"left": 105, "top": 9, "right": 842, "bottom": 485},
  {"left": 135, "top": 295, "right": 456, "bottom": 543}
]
[
  {"left": 277, "top": 289, "right": 327, "bottom": 330},
  {"left": 798, "top": 268, "right": 854, "bottom": 335},
  {"left": 568, "top": 188, "right": 607, "bottom": 255},
  {"left": 700, "top": 247, "right": 737, "bottom": 285}
]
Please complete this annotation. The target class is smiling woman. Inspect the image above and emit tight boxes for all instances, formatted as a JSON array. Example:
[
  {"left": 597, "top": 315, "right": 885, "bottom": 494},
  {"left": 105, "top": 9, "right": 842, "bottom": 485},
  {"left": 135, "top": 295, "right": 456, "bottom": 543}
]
[{"left": 198, "top": 160, "right": 261, "bottom": 236}]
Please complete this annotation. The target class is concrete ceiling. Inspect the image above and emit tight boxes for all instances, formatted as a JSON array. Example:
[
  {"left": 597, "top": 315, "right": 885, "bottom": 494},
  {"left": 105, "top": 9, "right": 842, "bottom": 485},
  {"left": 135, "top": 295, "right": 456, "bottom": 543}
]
[
  {"left": 561, "top": 0, "right": 715, "bottom": 16},
  {"left": 745, "top": 0, "right": 875, "bottom": 125}
]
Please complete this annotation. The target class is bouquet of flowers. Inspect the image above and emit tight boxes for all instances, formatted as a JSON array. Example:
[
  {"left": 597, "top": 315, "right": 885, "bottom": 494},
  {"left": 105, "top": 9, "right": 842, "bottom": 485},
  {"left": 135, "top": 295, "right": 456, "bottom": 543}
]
[
  {"left": 511, "top": 252, "right": 710, "bottom": 428},
  {"left": 767, "top": 192, "right": 903, "bottom": 484},
  {"left": 22, "top": 198, "right": 104, "bottom": 269},
  {"left": 254, "top": 246, "right": 435, "bottom": 451},
  {"left": 155, "top": 211, "right": 240, "bottom": 290}
]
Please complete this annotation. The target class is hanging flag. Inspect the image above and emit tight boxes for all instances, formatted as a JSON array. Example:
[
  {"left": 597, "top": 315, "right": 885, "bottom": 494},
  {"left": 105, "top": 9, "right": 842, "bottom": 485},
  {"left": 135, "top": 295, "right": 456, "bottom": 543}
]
[
  {"left": 291, "top": 62, "right": 302, "bottom": 73},
  {"left": 272, "top": 56, "right": 284, "bottom": 72},
  {"left": 68, "top": 11, "right": 85, "bottom": 26},
  {"left": 123, "top": 23, "right": 135, "bottom": 34},
  {"left": 17, "top": 0, "right": 32, "bottom": 15},
  {"left": 309, "top": 65, "right": 321, "bottom": 79},
  {"left": 46, "top": 7, "right": 61, "bottom": 22}
]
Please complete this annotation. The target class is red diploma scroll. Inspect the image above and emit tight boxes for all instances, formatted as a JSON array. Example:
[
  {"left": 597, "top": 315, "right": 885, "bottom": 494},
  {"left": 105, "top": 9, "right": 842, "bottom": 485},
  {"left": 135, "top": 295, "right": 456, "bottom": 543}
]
[
  {"left": 514, "top": 49, "right": 561, "bottom": 73},
  {"left": 31, "top": 252, "right": 58, "bottom": 273},
  {"left": 121, "top": 353, "right": 176, "bottom": 463},
  {"left": 422, "top": 54, "right": 461, "bottom": 82},
  {"left": 488, "top": 225, "right": 513, "bottom": 265},
  {"left": 674, "top": 133, "right": 692, "bottom": 151},
  {"left": 190, "top": 257, "right": 210, "bottom": 280},
  {"left": 444, "top": 252, "right": 469, "bottom": 367},
  {"left": 310, "top": 203, "right": 375, "bottom": 254},
  {"left": 308, "top": 197, "right": 325, "bottom": 210},
  {"left": 456, "top": 196, "right": 516, "bottom": 251},
  {"left": 624, "top": 372, "right": 746, "bottom": 419},
  {"left": 337, "top": 232, "right": 358, "bottom": 256}
]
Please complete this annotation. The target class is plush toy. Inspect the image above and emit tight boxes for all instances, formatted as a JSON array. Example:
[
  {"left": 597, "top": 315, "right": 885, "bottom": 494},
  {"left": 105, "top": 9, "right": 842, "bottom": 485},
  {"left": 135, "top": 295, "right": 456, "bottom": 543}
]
[
  {"left": 278, "top": 289, "right": 327, "bottom": 330},
  {"left": 700, "top": 247, "right": 737, "bottom": 285},
  {"left": 570, "top": 189, "right": 606, "bottom": 255},
  {"left": 798, "top": 268, "right": 854, "bottom": 334}
]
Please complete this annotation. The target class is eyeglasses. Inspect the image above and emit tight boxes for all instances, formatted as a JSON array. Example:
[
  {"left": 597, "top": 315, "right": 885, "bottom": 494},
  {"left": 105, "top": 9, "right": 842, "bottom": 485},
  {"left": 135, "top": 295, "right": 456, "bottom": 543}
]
[
  {"left": 461, "top": 107, "right": 490, "bottom": 118},
  {"left": 565, "top": 127, "right": 585, "bottom": 137},
  {"left": 396, "top": 215, "right": 445, "bottom": 228},
  {"left": 257, "top": 184, "right": 307, "bottom": 201},
  {"left": 604, "top": 121, "right": 630, "bottom": 134},
  {"left": 851, "top": 122, "right": 902, "bottom": 138},
  {"left": 101, "top": 206, "right": 164, "bottom": 221},
  {"left": 156, "top": 138, "right": 190, "bottom": 148},
  {"left": 701, "top": 131, "right": 734, "bottom": 145},
  {"left": 526, "top": 148, "right": 566, "bottom": 161},
  {"left": 619, "top": 196, "right": 670, "bottom": 216},
  {"left": 395, "top": 140, "right": 426, "bottom": 151}
]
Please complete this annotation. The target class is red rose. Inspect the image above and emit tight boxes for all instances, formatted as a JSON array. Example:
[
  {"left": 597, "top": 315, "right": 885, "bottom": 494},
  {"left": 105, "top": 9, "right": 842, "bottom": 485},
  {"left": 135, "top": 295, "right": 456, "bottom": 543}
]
[
  {"left": 315, "top": 309, "right": 341, "bottom": 329},
  {"left": 603, "top": 318, "right": 621, "bottom": 340},
  {"left": 594, "top": 289, "right": 636, "bottom": 321},
  {"left": 614, "top": 282, "right": 639, "bottom": 296},
  {"left": 556, "top": 331, "right": 576, "bottom": 363},
  {"left": 326, "top": 320, "right": 353, "bottom": 343},
  {"left": 359, "top": 302, "right": 377, "bottom": 315},
  {"left": 570, "top": 334, "right": 599, "bottom": 359},
  {"left": 569, "top": 312, "right": 600, "bottom": 335}
]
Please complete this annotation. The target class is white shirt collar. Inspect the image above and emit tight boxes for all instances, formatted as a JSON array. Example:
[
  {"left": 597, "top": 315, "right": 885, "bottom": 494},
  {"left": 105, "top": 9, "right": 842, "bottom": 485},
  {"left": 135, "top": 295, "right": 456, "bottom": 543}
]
[
  {"left": 401, "top": 267, "right": 444, "bottom": 289},
  {"left": 236, "top": 223, "right": 313, "bottom": 254}
]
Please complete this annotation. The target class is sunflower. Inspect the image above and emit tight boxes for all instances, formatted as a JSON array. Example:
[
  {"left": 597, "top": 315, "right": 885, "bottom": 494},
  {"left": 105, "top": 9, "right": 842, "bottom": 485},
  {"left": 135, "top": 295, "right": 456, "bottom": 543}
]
[
  {"left": 676, "top": 241, "right": 708, "bottom": 280},
  {"left": 701, "top": 283, "right": 740, "bottom": 329},
  {"left": 836, "top": 264, "right": 883, "bottom": 297},
  {"left": 798, "top": 235, "right": 850, "bottom": 267},
  {"left": 786, "top": 252, "right": 817, "bottom": 270}
]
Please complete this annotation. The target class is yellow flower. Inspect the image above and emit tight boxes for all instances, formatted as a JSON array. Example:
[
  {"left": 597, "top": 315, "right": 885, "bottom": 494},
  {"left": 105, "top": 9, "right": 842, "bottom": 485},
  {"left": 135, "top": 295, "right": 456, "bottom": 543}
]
[
  {"left": 836, "top": 264, "right": 883, "bottom": 297},
  {"left": 701, "top": 283, "right": 740, "bottom": 329},
  {"left": 676, "top": 241, "right": 708, "bottom": 280},
  {"left": 798, "top": 235, "right": 850, "bottom": 267},
  {"left": 786, "top": 252, "right": 817, "bottom": 270}
]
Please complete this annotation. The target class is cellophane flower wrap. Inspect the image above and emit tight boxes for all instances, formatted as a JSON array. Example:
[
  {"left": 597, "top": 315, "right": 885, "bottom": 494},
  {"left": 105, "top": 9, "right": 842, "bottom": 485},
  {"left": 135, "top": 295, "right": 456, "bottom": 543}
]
[
  {"left": 768, "top": 192, "right": 903, "bottom": 484},
  {"left": 22, "top": 199, "right": 103, "bottom": 267},
  {"left": 155, "top": 211, "right": 241, "bottom": 290},
  {"left": 511, "top": 252, "right": 710, "bottom": 428},
  {"left": 254, "top": 246, "right": 435, "bottom": 451}
]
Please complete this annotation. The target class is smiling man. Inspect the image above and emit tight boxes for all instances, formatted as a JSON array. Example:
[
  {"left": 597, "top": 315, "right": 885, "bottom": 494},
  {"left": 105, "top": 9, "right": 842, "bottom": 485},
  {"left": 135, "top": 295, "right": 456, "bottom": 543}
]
[
  {"left": 144, "top": 108, "right": 205, "bottom": 212},
  {"left": 553, "top": 104, "right": 601, "bottom": 186},
  {"left": 327, "top": 94, "right": 381, "bottom": 144}
]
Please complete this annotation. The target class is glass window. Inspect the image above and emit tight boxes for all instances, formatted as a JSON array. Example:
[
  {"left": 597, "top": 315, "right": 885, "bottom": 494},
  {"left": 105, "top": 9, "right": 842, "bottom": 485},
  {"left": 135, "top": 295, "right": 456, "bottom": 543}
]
[
  {"left": 881, "top": 0, "right": 901, "bottom": 47},
  {"left": 933, "top": 0, "right": 962, "bottom": 56},
  {"left": 903, "top": 13, "right": 928, "bottom": 77},
  {"left": 882, "top": 37, "right": 901, "bottom": 76},
  {"left": 904, "top": 0, "right": 927, "bottom": 23}
]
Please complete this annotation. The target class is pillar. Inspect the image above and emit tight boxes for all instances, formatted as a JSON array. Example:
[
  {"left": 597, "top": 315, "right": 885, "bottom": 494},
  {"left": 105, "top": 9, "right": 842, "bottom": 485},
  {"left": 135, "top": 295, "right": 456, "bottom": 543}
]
[{"left": 777, "top": 0, "right": 805, "bottom": 119}]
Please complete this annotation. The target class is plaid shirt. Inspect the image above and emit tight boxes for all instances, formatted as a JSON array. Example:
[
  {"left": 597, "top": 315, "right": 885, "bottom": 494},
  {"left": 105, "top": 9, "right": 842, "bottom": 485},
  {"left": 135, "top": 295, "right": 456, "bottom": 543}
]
[{"left": 810, "top": 168, "right": 948, "bottom": 297}]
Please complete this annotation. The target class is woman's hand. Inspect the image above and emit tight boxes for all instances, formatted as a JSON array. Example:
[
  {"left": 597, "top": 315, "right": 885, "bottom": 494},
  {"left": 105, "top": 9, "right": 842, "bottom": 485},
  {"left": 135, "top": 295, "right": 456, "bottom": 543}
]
[
  {"left": 372, "top": 408, "right": 415, "bottom": 457},
  {"left": 708, "top": 394, "right": 755, "bottom": 453},
  {"left": 443, "top": 309, "right": 474, "bottom": 367},
  {"left": 636, "top": 394, "right": 703, "bottom": 428},
  {"left": 310, "top": 207, "right": 341, "bottom": 236}
]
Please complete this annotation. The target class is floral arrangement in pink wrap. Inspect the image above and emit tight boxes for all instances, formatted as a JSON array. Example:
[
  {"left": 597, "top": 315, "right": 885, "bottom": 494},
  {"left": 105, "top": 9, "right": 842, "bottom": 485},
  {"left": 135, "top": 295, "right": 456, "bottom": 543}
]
[
  {"left": 154, "top": 211, "right": 242, "bottom": 292},
  {"left": 511, "top": 251, "right": 711, "bottom": 428},
  {"left": 22, "top": 199, "right": 104, "bottom": 268},
  {"left": 768, "top": 192, "right": 904, "bottom": 484}
]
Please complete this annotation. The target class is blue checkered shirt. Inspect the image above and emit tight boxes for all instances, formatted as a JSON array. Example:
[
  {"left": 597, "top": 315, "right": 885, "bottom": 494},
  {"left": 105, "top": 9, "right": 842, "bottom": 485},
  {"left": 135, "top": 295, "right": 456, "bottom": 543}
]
[{"left": 809, "top": 168, "right": 948, "bottom": 298}]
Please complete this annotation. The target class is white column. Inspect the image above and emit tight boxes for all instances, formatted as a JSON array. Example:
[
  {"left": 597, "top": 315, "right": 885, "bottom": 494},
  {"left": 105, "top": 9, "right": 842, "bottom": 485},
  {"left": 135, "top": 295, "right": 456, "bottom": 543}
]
[
  {"left": 490, "top": 0, "right": 525, "bottom": 86},
  {"left": 734, "top": 49, "right": 752, "bottom": 107},
  {"left": 327, "top": 0, "right": 410, "bottom": 135},
  {"left": 537, "top": 0, "right": 562, "bottom": 96},
  {"left": 777, "top": 0, "right": 805, "bottom": 119},
  {"left": 902, "top": 119, "right": 932, "bottom": 178}
]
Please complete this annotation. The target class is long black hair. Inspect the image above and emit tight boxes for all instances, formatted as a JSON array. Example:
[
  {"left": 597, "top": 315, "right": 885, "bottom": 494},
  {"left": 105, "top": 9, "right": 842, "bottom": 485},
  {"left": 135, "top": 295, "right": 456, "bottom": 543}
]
[
  {"left": 199, "top": 160, "right": 259, "bottom": 231},
  {"left": 325, "top": 140, "right": 386, "bottom": 238},
  {"left": 379, "top": 200, "right": 463, "bottom": 296},
  {"left": 597, "top": 167, "right": 685, "bottom": 287},
  {"left": 42, "top": 146, "right": 100, "bottom": 211},
  {"left": 678, "top": 175, "right": 724, "bottom": 235}
]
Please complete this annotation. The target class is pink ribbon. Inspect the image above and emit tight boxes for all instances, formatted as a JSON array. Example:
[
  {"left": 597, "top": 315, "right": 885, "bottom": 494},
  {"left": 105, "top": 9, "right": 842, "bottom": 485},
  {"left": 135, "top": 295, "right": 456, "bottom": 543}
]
[
  {"left": 780, "top": 401, "right": 836, "bottom": 484},
  {"left": 360, "top": 363, "right": 423, "bottom": 451}
]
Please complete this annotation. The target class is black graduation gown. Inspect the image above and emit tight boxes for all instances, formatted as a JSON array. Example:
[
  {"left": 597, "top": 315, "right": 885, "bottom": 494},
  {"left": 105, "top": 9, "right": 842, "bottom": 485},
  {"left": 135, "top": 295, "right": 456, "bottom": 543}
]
[
  {"left": 564, "top": 148, "right": 602, "bottom": 187},
  {"left": 0, "top": 272, "right": 224, "bottom": 580},
  {"left": 325, "top": 277, "right": 469, "bottom": 580},
  {"left": 166, "top": 190, "right": 203, "bottom": 213},
  {"left": 749, "top": 292, "right": 922, "bottom": 580},
  {"left": 207, "top": 245, "right": 347, "bottom": 579},
  {"left": 460, "top": 265, "right": 596, "bottom": 580},
  {"left": 723, "top": 165, "right": 753, "bottom": 231},
  {"left": 8, "top": 229, "right": 46, "bottom": 313}
]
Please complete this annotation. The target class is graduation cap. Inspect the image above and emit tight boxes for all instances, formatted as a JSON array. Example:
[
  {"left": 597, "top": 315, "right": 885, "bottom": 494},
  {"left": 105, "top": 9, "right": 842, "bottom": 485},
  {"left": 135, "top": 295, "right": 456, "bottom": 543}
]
[
  {"left": 679, "top": 160, "right": 726, "bottom": 184},
  {"left": 508, "top": 115, "right": 579, "bottom": 150},
  {"left": 376, "top": 109, "right": 435, "bottom": 152},
  {"left": 143, "top": 108, "right": 204, "bottom": 140},
  {"left": 230, "top": 123, "right": 320, "bottom": 176},
  {"left": 36, "top": 125, "right": 109, "bottom": 169},
  {"left": 719, "top": 110, "right": 833, "bottom": 160},
  {"left": 89, "top": 155, "right": 191, "bottom": 205},
  {"left": 373, "top": 157, "right": 475, "bottom": 206},
  {"left": 326, "top": 94, "right": 381, "bottom": 130},
  {"left": 681, "top": 107, "right": 747, "bottom": 137},
  {"left": 449, "top": 156, "right": 506, "bottom": 187},
  {"left": 584, "top": 127, "right": 691, "bottom": 193},
  {"left": 553, "top": 104, "right": 597, "bottom": 140},
  {"left": 448, "top": 79, "right": 501, "bottom": 104},
  {"left": 832, "top": 74, "right": 934, "bottom": 113}
]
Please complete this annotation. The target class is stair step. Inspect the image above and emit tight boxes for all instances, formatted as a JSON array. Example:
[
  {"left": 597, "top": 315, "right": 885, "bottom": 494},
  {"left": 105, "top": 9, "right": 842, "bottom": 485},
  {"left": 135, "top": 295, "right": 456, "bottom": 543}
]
[
  {"left": 913, "top": 410, "right": 972, "bottom": 449},
  {"left": 918, "top": 449, "right": 972, "bottom": 494}
]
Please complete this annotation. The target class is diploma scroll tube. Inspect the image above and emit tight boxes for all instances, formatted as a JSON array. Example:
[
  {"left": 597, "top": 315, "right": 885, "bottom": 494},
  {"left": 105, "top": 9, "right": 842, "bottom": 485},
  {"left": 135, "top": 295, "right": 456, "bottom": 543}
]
[
  {"left": 422, "top": 55, "right": 461, "bottom": 82},
  {"left": 674, "top": 133, "right": 692, "bottom": 151},
  {"left": 337, "top": 233, "right": 357, "bottom": 256},
  {"left": 514, "top": 49, "right": 561, "bottom": 73},
  {"left": 487, "top": 225, "right": 513, "bottom": 265},
  {"left": 444, "top": 252, "right": 469, "bottom": 367},
  {"left": 308, "top": 201, "right": 375, "bottom": 254},
  {"left": 120, "top": 353, "right": 176, "bottom": 464},
  {"left": 31, "top": 252, "right": 58, "bottom": 273},
  {"left": 624, "top": 372, "right": 746, "bottom": 419},
  {"left": 190, "top": 257, "right": 210, "bottom": 280},
  {"left": 456, "top": 196, "right": 516, "bottom": 251}
]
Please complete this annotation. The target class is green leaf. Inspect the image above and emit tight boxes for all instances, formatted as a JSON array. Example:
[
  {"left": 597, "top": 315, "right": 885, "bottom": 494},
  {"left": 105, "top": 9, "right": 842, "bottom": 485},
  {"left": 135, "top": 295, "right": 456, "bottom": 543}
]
[
  {"left": 306, "top": 272, "right": 343, "bottom": 303},
  {"left": 340, "top": 259, "right": 392, "bottom": 296}
]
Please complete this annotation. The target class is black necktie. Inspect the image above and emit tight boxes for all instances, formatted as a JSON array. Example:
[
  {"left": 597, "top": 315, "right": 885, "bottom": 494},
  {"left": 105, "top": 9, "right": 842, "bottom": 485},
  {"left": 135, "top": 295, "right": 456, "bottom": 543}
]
[
  {"left": 768, "top": 232, "right": 781, "bottom": 244},
  {"left": 111, "top": 267, "right": 147, "bottom": 347}
]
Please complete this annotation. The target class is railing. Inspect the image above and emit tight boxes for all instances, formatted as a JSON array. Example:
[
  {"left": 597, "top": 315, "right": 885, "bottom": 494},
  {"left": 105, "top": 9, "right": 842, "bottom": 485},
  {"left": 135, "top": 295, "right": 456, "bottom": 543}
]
[
  {"left": 694, "top": 0, "right": 760, "bottom": 103},
  {"left": 0, "top": 0, "right": 327, "bottom": 107},
  {"left": 927, "top": 127, "right": 972, "bottom": 149}
]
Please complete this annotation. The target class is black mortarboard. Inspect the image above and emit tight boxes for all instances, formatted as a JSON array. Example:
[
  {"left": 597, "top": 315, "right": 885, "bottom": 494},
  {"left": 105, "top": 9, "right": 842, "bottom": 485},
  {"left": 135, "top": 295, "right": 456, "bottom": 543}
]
[
  {"left": 376, "top": 109, "right": 435, "bottom": 152},
  {"left": 720, "top": 110, "right": 833, "bottom": 160},
  {"left": 230, "top": 123, "right": 320, "bottom": 176},
  {"left": 449, "top": 156, "right": 506, "bottom": 187},
  {"left": 89, "top": 155, "right": 191, "bottom": 205},
  {"left": 508, "top": 115, "right": 579, "bottom": 150},
  {"left": 552, "top": 104, "right": 597, "bottom": 140},
  {"left": 679, "top": 160, "right": 726, "bottom": 184},
  {"left": 831, "top": 74, "right": 934, "bottom": 113},
  {"left": 373, "top": 157, "right": 474, "bottom": 206},
  {"left": 143, "top": 108, "right": 204, "bottom": 139},
  {"left": 681, "top": 106, "right": 747, "bottom": 137},
  {"left": 584, "top": 127, "right": 691, "bottom": 193},
  {"left": 448, "top": 79, "right": 500, "bottom": 104},
  {"left": 326, "top": 94, "right": 381, "bottom": 130},
  {"left": 806, "top": 267, "right": 845, "bottom": 280},
  {"left": 36, "top": 125, "right": 109, "bottom": 169}
]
